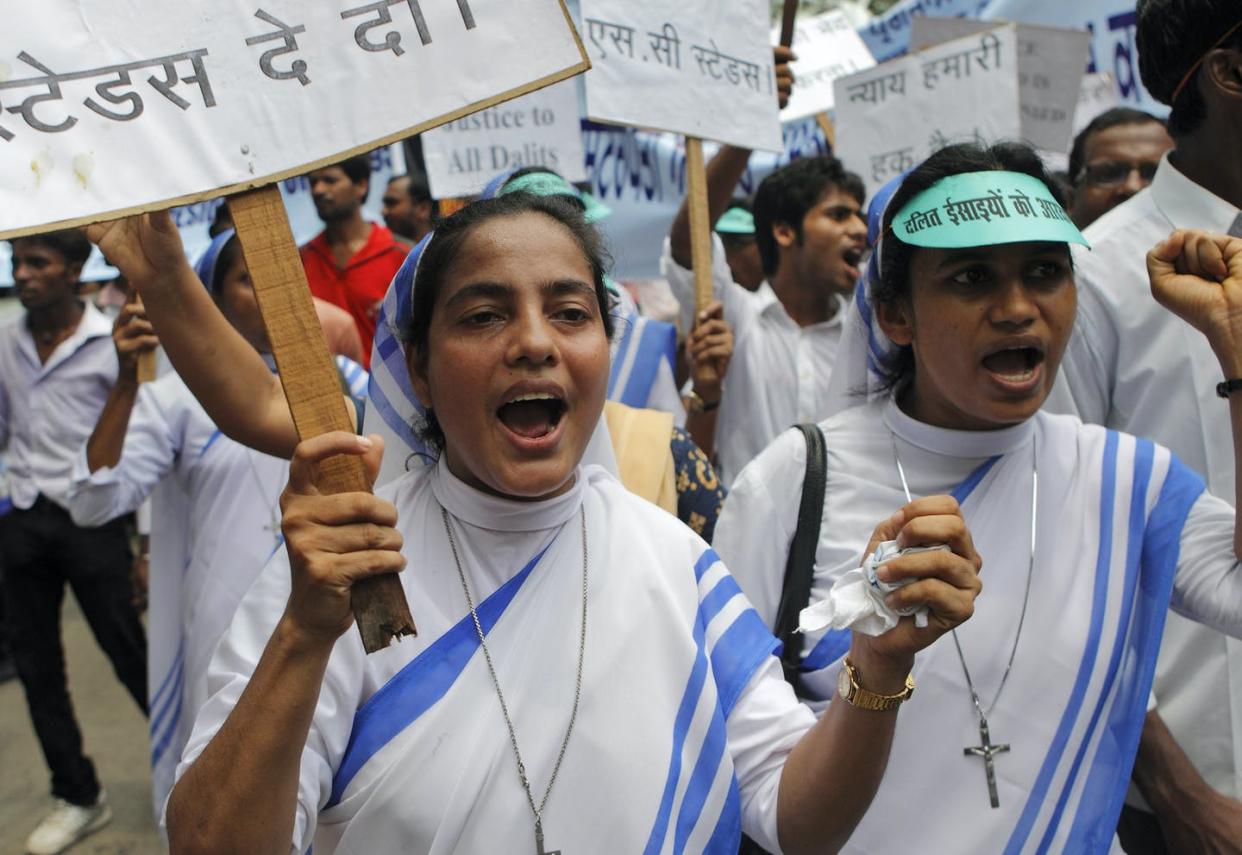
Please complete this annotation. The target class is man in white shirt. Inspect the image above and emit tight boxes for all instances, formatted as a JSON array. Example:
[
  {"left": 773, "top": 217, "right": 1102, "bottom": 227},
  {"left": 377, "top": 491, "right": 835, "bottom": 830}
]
[
  {"left": 0, "top": 230, "right": 147, "bottom": 855},
  {"left": 1055, "top": 1, "right": 1242, "bottom": 849},
  {"left": 662, "top": 151, "right": 867, "bottom": 485}
]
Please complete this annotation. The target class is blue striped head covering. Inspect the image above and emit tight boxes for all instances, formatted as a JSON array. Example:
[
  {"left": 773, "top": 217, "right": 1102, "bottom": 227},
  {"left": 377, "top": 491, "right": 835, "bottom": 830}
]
[
  {"left": 364, "top": 187, "right": 622, "bottom": 484},
  {"left": 194, "top": 228, "right": 236, "bottom": 294}
]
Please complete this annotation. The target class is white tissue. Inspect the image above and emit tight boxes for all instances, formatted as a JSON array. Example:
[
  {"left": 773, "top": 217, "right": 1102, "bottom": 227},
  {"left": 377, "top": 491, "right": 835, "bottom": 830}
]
[{"left": 797, "top": 541, "right": 948, "bottom": 637}]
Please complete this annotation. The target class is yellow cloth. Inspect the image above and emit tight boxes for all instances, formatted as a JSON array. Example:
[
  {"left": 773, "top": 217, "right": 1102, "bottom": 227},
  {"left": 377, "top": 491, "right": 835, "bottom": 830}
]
[{"left": 603, "top": 401, "right": 677, "bottom": 515}]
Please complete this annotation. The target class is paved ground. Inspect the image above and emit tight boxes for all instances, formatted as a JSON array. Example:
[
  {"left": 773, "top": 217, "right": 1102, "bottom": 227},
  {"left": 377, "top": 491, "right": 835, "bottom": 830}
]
[{"left": 1, "top": 595, "right": 165, "bottom": 855}]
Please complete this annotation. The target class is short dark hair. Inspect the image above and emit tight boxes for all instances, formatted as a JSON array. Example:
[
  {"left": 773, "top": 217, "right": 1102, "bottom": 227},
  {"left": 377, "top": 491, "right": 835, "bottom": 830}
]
[
  {"left": 753, "top": 156, "right": 865, "bottom": 276},
  {"left": 12, "top": 229, "right": 93, "bottom": 268},
  {"left": 392, "top": 172, "right": 433, "bottom": 204},
  {"left": 1067, "top": 108, "right": 1167, "bottom": 185},
  {"left": 401, "top": 192, "right": 615, "bottom": 451},
  {"left": 210, "top": 234, "right": 242, "bottom": 297},
  {"left": 874, "top": 141, "right": 1071, "bottom": 391},
  {"left": 328, "top": 154, "right": 373, "bottom": 201},
  {"left": 1137, "top": 0, "right": 1242, "bottom": 136}
]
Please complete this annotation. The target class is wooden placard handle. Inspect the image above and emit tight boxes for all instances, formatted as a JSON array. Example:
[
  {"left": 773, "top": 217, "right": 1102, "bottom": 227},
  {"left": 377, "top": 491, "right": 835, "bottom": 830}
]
[
  {"left": 127, "top": 287, "right": 159, "bottom": 383},
  {"left": 228, "top": 185, "right": 416, "bottom": 654},
  {"left": 685, "top": 137, "right": 714, "bottom": 320},
  {"left": 778, "top": 0, "right": 799, "bottom": 48},
  {"left": 816, "top": 112, "right": 836, "bottom": 150}
]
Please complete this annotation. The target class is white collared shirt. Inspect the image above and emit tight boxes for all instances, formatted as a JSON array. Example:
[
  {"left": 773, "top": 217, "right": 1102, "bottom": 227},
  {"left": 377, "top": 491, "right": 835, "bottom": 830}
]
[
  {"left": 0, "top": 301, "right": 117, "bottom": 511},
  {"left": 1056, "top": 153, "right": 1242, "bottom": 802},
  {"left": 661, "top": 235, "right": 846, "bottom": 485}
]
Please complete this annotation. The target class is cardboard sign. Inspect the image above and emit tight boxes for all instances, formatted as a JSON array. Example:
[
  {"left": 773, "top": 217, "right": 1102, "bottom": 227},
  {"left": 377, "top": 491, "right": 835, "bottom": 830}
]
[
  {"left": 421, "top": 79, "right": 586, "bottom": 198},
  {"left": 834, "top": 26, "right": 1022, "bottom": 197},
  {"left": 909, "top": 17, "right": 1091, "bottom": 153},
  {"left": 579, "top": 0, "right": 782, "bottom": 153},
  {"left": 0, "top": 0, "right": 587, "bottom": 238},
  {"left": 779, "top": 10, "right": 876, "bottom": 121}
]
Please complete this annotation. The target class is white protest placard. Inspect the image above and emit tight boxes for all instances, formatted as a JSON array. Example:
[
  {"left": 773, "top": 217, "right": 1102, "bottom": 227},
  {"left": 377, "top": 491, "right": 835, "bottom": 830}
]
[
  {"left": 834, "top": 26, "right": 1022, "bottom": 197},
  {"left": 421, "top": 79, "right": 586, "bottom": 199},
  {"left": 1072, "top": 72, "right": 1122, "bottom": 137},
  {"left": 909, "top": 18, "right": 1091, "bottom": 154},
  {"left": 779, "top": 10, "right": 876, "bottom": 122},
  {"left": 0, "top": 0, "right": 588, "bottom": 238},
  {"left": 579, "top": 0, "right": 782, "bottom": 153}
]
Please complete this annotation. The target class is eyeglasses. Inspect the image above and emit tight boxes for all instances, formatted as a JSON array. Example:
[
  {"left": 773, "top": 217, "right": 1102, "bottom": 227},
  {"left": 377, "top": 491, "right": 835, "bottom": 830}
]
[{"left": 1076, "top": 161, "right": 1159, "bottom": 188}]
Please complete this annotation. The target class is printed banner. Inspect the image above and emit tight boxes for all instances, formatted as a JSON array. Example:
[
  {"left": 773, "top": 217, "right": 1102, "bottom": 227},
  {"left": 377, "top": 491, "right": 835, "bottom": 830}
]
[
  {"left": 780, "top": 10, "right": 877, "bottom": 121},
  {"left": 422, "top": 79, "right": 586, "bottom": 199},
  {"left": 580, "top": 0, "right": 783, "bottom": 153},
  {"left": 0, "top": 0, "right": 587, "bottom": 238},
  {"left": 910, "top": 18, "right": 1090, "bottom": 153},
  {"left": 834, "top": 26, "right": 1022, "bottom": 197}
]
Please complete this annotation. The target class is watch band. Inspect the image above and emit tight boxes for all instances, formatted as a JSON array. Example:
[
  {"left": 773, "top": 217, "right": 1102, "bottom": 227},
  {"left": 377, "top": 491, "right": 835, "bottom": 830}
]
[
  {"left": 837, "top": 659, "right": 916, "bottom": 711},
  {"left": 687, "top": 389, "right": 721, "bottom": 412},
  {"left": 1217, "top": 378, "right": 1242, "bottom": 399}
]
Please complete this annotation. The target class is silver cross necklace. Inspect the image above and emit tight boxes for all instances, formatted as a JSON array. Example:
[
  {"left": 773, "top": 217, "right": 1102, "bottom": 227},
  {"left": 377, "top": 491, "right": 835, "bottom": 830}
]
[
  {"left": 441, "top": 505, "right": 588, "bottom": 855},
  {"left": 243, "top": 449, "right": 283, "bottom": 550},
  {"left": 891, "top": 431, "right": 1037, "bottom": 809}
]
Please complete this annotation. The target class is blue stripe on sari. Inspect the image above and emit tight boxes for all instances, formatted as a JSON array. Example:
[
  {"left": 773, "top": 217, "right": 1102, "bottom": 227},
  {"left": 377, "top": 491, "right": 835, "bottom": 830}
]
[
  {"left": 1040, "top": 438, "right": 1153, "bottom": 852},
  {"left": 1006, "top": 430, "right": 1120, "bottom": 855},
  {"left": 703, "top": 777, "right": 742, "bottom": 854},
  {"left": 326, "top": 541, "right": 554, "bottom": 808},
  {"left": 710, "top": 612, "right": 779, "bottom": 718},
  {"left": 611, "top": 315, "right": 677, "bottom": 409},
  {"left": 674, "top": 704, "right": 729, "bottom": 852},
  {"left": 607, "top": 313, "right": 637, "bottom": 400},
  {"left": 950, "top": 456, "right": 1001, "bottom": 505},
  {"left": 643, "top": 619, "right": 710, "bottom": 855},
  {"left": 1066, "top": 451, "right": 1204, "bottom": 851}
]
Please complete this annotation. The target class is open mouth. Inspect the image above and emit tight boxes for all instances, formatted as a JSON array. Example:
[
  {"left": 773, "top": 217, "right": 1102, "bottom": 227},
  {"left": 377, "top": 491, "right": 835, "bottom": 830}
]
[
  {"left": 496, "top": 392, "right": 567, "bottom": 440},
  {"left": 981, "top": 345, "right": 1046, "bottom": 383},
  {"left": 842, "top": 245, "right": 864, "bottom": 274}
]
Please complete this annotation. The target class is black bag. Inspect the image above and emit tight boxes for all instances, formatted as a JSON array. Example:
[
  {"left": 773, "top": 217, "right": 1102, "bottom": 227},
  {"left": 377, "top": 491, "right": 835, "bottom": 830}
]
[{"left": 738, "top": 424, "right": 827, "bottom": 855}]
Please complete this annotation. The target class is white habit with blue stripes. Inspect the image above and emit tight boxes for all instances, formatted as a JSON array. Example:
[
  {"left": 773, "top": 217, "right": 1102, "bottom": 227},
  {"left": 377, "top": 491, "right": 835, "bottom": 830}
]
[
  {"left": 716, "top": 397, "right": 1242, "bottom": 853},
  {"left": 64, "top": 370, "right": 292, "bottom": 822},
  {"left": 175, "top": 458, "right": 816, "bottom": 854}
]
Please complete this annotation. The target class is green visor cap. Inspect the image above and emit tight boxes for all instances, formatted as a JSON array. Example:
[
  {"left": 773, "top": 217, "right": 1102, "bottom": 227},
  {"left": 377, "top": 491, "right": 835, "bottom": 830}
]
[
  {"left": 500, "top": 172, "right": 613, "bottom": 223},
  {"left": 715, "top": 207, "right": 756, "bottom": 235},
  {"left": 891, "top": 171, "right": 1089, "bottom": 250}
]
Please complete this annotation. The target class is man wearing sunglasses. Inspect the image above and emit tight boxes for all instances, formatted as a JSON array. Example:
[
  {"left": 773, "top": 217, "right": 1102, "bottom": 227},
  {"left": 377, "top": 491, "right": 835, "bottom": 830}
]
[{"left": 1067, "top": 107, "right": 1172, "bottom": 229}]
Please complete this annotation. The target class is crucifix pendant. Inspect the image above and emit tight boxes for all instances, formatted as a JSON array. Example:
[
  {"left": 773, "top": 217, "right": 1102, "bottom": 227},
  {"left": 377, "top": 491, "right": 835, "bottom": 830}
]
[
  {"left": 535, "top": 821, "right": 560, "bottom": 855},
  {"left": 963, "top": 716, "right": 1010, "bottom": 809}
]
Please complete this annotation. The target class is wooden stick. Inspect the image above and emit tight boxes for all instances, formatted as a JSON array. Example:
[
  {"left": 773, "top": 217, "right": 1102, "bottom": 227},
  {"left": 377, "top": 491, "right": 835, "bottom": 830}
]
[
  {"left": 136, "top": 349, "right": 158, "bottom": 383},
  {"left": 684, "top": 137, "right": 714, "bottom": 319},
  {"left": 778, "top": 0, "right": 799, "bottom": 48},
  {"left": 127, "top": 287, "right": 159, "bottom": 382},
  {"left": 815, "top": 112, "right": 837, "bottom": 150},
  {"left": 228, "top": 185, "right": 416, "bottom": 654}
]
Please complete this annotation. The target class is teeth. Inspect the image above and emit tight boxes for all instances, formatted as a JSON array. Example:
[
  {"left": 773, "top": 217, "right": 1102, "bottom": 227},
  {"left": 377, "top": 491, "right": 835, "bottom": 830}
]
[{"left": 507, "top": 392, "right": 558, "bottom": 404}]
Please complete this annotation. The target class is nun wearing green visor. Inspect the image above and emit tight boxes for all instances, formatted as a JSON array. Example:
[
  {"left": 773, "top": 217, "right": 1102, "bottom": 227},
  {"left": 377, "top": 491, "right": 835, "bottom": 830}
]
[{"left": 715, "top": 141, "right": 1242, "bottom": 853}]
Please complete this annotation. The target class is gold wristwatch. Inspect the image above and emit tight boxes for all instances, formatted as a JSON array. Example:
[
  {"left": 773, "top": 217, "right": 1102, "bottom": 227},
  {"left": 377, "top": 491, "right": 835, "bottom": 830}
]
[{"left": 837, "top": 658, "right": 915, "bottom": 711}]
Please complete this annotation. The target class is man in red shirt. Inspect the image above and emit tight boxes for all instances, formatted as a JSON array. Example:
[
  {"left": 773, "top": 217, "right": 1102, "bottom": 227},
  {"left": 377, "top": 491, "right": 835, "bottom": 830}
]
[{"left": 299, "top": 154, "right": 408, "bottom": 365}]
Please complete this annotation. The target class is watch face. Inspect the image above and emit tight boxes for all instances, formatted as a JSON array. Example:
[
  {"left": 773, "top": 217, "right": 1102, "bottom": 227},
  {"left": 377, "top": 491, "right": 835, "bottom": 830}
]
[{"left": 837, "top": 666, "right": 851, "bottom": 700}]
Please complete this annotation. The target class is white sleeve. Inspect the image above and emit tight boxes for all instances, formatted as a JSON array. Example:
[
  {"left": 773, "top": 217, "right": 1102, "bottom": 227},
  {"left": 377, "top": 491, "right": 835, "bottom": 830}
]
[
  {"left": 1056, "top": 275, "right": 1117, "bottom": 426},
  {"left": 1169, "top": 491, "right": 1242, "bottom": 637},
  {"left": 660, "top": 234, "right": 749, "bottom": 338},
  {"left": 171, "top": 550, "right": 366, "bottom": 853},
  {"left": 65, "top": 386, "right": 178, "bottom": 526},
  {"left": 714, "top": 429, "right": 806, "bottom": 629},
  {"left": 729, "top": 655, "right": 817, "bottom": 855}
]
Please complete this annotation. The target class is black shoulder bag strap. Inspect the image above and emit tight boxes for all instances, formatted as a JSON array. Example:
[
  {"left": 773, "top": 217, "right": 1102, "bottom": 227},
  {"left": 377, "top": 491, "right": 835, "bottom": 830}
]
[{"left": 773, "top": 424, "right": 827, "bottom": 698}]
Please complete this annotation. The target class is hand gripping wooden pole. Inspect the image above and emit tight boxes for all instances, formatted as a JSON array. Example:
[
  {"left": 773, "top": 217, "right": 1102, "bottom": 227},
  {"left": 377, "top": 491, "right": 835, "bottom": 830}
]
[{"left": 228, "top": 185, "right": 416, "bottom": 653}]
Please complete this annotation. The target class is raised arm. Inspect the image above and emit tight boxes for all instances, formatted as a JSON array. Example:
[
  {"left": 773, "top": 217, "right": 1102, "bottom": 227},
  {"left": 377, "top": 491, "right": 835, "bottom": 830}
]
[
  {"left": 167, "top": 432, "right": 402, "bottom": 855},
  {"left": 85, "top": 212, "right": 300, "bottom": 459},
  {"left": 86, "top": 299, "right": 159, "bottom": 472},
  {"left": 683, "top": 299, "right": 732, "bottom": 459},
  {"left": 1148, "top": 230, "right": 1242, "bottom": 559},
  {"left": 775, "top": 495, "right": 982, "bottom": 852},
  {"left": 667, "top": 45, "right": 795, "bottom": 270}
]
